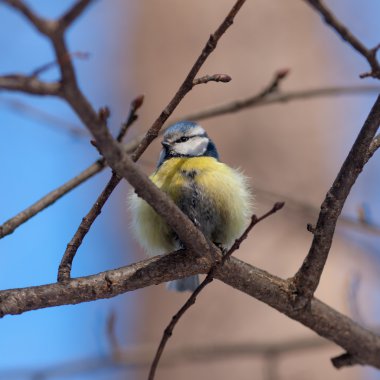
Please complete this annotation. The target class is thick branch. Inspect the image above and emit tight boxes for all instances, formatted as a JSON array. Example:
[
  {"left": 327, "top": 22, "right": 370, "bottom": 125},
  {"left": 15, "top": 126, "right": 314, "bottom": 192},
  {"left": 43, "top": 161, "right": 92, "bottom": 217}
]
[
  {"left": 1, "top": 252, "right": 380, "bottom": 368},
  {"left": 292, "top": 95, "right": 380, "bottom": 304}
]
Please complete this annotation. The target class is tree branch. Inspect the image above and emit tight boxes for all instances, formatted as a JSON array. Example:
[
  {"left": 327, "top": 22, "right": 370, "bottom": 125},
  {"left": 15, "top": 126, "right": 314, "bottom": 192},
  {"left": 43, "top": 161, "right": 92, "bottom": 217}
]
[
  {"left": 192, "top": 73, "right": 231, "bottom": 86},
  {"left": 131, "top": 0, "right": 246, "bottom": 162},
  {"left": 303, "top": 0, "right": 380, "bottom": 79},
  {"left": 0, "top": 159, "right": 105, "bottom": 239},
  {"left": 292, "top": 95, "right": 380, "bottom": 305},
  {"left": 57, "top": 96, "right": 143, "bottom": 282},
  {"left": 1, "top": 251, "right": 380, "bottom": 368},
  {"left": 148, "top": 202, "right": 284, "bottom": 380},
  {"left": 59, "top": 0, "right": 94, "bottom": 31},
  {"left": 178, "top": 84, "right": 380, "bottom": 122},
  {"left": 0, "top": 75, "right": 61, "bottom": 95}
]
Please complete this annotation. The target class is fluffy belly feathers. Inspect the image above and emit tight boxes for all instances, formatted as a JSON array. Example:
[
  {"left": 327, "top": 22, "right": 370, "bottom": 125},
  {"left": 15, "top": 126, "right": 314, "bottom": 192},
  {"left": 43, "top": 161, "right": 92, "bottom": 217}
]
[{"left": 129, "top": 157, "right": 252, "bottom": 255}]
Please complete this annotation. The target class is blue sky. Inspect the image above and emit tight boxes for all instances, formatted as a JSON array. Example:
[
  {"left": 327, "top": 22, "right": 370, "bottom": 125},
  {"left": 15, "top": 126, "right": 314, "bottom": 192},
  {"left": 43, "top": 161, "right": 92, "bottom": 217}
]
[{"left": 0, "top": 1, "right": 137, "bottom": 379}]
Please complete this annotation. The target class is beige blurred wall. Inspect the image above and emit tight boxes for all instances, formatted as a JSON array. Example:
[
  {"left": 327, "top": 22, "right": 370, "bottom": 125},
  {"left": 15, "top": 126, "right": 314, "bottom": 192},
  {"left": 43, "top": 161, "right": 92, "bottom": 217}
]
[{"left": 117, "top": 1, "right": 378, "bottom": 379}]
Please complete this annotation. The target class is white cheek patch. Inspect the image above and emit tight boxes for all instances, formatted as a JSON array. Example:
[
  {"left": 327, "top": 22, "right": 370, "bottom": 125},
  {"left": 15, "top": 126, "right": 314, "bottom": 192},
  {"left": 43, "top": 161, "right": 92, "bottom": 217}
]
[{"left": 176, "top": 136, "right": 208, "bottom": 156}]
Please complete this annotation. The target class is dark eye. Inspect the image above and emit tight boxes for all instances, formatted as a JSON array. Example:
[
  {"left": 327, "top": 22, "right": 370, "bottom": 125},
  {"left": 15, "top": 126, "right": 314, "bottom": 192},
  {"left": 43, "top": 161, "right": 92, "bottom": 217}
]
[{"left": 178, "top": 136, "right": 189, "bottom": 143}]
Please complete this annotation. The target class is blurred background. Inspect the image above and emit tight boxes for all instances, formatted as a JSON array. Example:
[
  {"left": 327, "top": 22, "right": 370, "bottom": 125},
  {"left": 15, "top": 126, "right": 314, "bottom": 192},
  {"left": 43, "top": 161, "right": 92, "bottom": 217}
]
[{"left": 1, "top": 0, "right": 380, "bottom": 379}]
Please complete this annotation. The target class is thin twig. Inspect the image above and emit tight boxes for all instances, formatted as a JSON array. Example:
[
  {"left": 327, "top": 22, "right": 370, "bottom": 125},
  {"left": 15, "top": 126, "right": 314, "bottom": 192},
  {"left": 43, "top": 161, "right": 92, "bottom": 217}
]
[
  {"left": 148, "top": 202, "right": 284, "bottom": 380},
  {"left": 291, "top": 95, "right": 380, "bottom": 307},
  {"left": 57, "top": 96, "right": 143, "bottom": 282},
  {"left": 131, "top": 0, "right": 247, "bottom": 162},
  {"left": 178, "top": 84, "right": 380, "bottom": 122},
  {"left": 30, "top": 51, "right": 90, "bottom": 77},
  {"left": 192, "top": 73, "right": 231, "bottom": 86},
  {"left": 304, "top": 0, "right": 380, "bottom": 79},
  {"left": 255, "top": 185, "right": 380, "bottom": 237},
  {"left": 0, "top": 159, "right": 105, "bottom": 239}
]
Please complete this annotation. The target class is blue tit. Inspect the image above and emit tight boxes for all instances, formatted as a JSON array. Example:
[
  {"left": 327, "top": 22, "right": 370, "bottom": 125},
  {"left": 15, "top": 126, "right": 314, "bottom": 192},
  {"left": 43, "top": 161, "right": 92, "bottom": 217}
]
[{"left": 129, "top": 121, "right": 253, "bottom": 292}]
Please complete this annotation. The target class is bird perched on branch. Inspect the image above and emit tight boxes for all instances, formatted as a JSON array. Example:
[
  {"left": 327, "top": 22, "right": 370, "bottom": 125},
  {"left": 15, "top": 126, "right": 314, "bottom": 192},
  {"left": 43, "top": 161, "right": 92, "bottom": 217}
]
[{"left": 129, "top": 121, "right": 253, "bottom": 292}]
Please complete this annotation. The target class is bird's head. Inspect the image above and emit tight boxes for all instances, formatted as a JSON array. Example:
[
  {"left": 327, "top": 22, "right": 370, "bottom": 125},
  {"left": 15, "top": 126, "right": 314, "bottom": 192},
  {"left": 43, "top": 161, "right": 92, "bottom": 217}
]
[{"left": 157, "top": 121, "right": 219, "bottom": 167}]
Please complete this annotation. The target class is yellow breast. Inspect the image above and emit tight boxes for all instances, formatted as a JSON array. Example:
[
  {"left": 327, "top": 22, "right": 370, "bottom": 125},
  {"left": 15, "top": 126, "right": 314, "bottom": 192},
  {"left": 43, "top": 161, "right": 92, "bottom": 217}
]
[{"left": 129, "top": 157, "right": 253, "bottom": 255}]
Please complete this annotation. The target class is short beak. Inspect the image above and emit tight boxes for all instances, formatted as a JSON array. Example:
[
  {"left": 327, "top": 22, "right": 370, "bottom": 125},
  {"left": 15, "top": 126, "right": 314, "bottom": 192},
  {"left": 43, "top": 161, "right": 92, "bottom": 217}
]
[{"left": 161, "top": 141, "right": 171, "bottom": 149}]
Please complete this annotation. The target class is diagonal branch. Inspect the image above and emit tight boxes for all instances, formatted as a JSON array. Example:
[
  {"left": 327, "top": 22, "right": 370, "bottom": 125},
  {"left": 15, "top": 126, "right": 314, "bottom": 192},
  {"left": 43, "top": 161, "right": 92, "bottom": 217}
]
[
  {"left": 148, "top": 202, "right": 284, "bottom": 380},
  {"left": 57, "top": 96, "right": 143, "bottom": 282},
  {"left": 1, "top": 0, "right": 52, "bottom": 35},
  {"left": 59, "top": 0, "right": 94, "bottom": 30},
  {"left": 0, "top": 159, "right": 105, "bottom": 239},
  {"left": 131, "top": 0, "right": 247, "bottom": 162},
  {"left": 303, "top": 0, "right": 380, "bottom": 79},
  {"left": 291, "top": 95, "right": 380, "bottom": 305}
]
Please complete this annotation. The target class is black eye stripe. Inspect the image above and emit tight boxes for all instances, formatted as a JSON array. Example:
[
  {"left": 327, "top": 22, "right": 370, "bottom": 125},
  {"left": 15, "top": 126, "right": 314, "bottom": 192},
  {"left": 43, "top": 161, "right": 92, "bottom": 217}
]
[{"left": 175, "top": 134, "right": 205, "bottom": 143}]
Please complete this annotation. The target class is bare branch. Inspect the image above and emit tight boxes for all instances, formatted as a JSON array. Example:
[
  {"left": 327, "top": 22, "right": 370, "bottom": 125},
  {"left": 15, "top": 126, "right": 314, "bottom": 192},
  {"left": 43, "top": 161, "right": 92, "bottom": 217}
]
[
  {"left": 148, "top": 202, "right": 285, "bottom": 380},
  {"left": 30, "top": 51, "right": 90, "bottom": 78},
  {"left": 57, "top": 96, "right": 143, "bottom": 282},
  {"left": 192, "top": 73, "right": 231, "bottom": 86},
  {"left": 0, "top": 160, "right": 105, "bottom": 239},
  {"left": 177, "top": 68, "right": 289, "bottom": 122},
  {"left": 131, "top": 0, "right": 247, "bottom": 162},
  {"left": 178, "top": 84, "right": 380, "bottom": 122},
  {"left": 59, "top": 0, "right": 94, "bottom": 31},
  {"left": 255, "top": 185, "right": 380, "bottom": 237},
  {"left": 1, "top": 251, "right": 380, "bottom": 369},
  {"left": 1, "top": 0, "right": 54, "bottom": 35},
  {"left": 57, "top": 174, "right": 120, "bottom": 282},
  {"left": 303, "top": 0, "right": 380, "bottom": 79},
  {"left": 292, "top": 95, "right": 380, "bottom": 306},
  {"left": 0, "top": 75, "right": 60, "bottom": 95}
]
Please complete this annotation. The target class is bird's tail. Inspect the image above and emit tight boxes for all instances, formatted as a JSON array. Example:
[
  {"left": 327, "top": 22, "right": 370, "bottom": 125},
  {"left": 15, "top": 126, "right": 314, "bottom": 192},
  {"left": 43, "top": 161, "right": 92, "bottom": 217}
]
[{"left": 166, "top": 275, "right": 199, "bottom": 292}]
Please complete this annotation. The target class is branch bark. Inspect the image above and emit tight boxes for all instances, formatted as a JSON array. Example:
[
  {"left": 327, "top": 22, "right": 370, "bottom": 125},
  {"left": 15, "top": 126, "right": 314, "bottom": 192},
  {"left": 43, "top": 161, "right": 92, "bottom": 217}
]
[
  {"left": 292, "top": 95, "right": 380, "bottom": 305},
  {"left": 1, "top": 251, "right": 380, "bottom": 369},
  {"left": 304, "top": 0, "right": 380, "bottom": 79}
]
